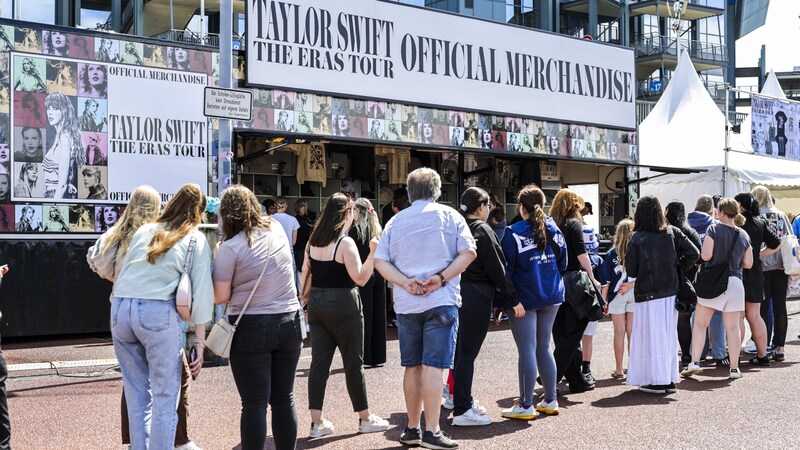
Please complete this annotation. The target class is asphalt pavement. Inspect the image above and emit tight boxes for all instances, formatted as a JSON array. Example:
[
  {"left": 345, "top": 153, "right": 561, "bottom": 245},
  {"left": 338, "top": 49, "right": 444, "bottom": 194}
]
[{"left": 4, "top": 300, "right": 800, "bottom": 449}]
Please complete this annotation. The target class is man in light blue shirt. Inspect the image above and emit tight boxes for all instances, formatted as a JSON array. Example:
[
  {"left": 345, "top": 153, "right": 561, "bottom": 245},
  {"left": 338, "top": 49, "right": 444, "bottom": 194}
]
[{"left": 375, "top": 168, "right": 476, "bottom": 449}]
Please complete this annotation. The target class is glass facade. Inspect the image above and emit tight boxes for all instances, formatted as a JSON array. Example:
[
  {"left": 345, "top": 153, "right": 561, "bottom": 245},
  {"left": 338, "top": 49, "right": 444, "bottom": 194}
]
[
  {"left": 0, "top": 0, "right": 56, "bottom": 24},
  {"left": 396, "top": 0, "right": 538, "bottom": 28}
]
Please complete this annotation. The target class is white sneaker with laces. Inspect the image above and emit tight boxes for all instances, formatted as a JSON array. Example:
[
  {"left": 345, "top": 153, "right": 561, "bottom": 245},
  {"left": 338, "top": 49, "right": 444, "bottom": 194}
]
[
  {"left": 729, "top": 368, "right": 743, "bottom": 379},
  {"left": 743, "top": 340, "right": 757, "bottom": 354},
  {"left": 680, "top": 362, "right": 702, "bottom": 377},
  {"left": 309, "top": 419, "right": 334, "bottom": 438},
  {"left": 358, "top": 414, "right": 389, "bottom": 433},
  {"left": 452, "top": 408, "right": 491, "bottom": 426},
  {"left": 535, "top": 399, "right": 559, "bottom": 416},
  {"left": 471, "top": 399, "right": 487, "bottom": 415}
]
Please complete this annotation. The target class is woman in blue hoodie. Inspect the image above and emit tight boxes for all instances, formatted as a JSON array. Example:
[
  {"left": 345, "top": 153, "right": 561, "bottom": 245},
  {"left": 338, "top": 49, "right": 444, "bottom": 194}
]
[{"left": 500, "top": 184, "right": 567, "bottom": 420}]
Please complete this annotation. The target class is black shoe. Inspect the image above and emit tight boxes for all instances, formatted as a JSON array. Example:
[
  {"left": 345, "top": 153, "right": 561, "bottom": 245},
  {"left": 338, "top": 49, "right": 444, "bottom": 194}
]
[
  {"left": 664, "top": 383, "right": 677, "bottom": 394},
  {"left": 583, "top": 371, "right": 597, "bottom": 386},
  {"left": 681, "top": 354, "right": 692, "bottom": 365},
  {"left": 715, "top": 355, "right": 731, "bottom": 368},
  {"left": 638, "top": 384, "right": 667, "bottom": 394},
  {"left": 749, "top": 355, "right": 770, "bottom": 366},
  {"left": 399, "top": 427, "right": 422, "bottom": 446},
  {"left": 421, "top": 430, "right": 458, "bottom": 449},
  {"left": 568, "top": 382, "right": 594, "bottom": 393}
]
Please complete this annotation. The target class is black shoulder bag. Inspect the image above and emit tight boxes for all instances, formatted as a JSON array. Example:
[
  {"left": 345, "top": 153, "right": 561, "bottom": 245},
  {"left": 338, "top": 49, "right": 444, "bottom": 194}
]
[
  {"left": 671, "top": 228, "right": 697, "bottom": 314},
  {"left": 694, "top": 228, "right": 736, "bottom": 299}
]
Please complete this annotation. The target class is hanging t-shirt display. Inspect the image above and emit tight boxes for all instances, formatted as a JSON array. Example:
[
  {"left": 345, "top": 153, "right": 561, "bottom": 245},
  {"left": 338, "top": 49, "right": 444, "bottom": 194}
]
[{"left": 292, "top": 143, "right": 327, "bottom": 187}]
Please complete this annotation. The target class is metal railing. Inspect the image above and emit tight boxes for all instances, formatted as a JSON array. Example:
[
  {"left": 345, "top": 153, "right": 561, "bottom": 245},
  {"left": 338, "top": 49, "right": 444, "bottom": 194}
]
[
  {"left": 637, "top": 77, "right": 727, "bottom": 101},
  {"left": 633, "top": 33, "right": 726, "bottom": 63},
  {"left": 154, "top": 29, "right": 245, "bottom": 48},
  {"left": 636, "top": 100, "right": 657, "bottom": 125}
]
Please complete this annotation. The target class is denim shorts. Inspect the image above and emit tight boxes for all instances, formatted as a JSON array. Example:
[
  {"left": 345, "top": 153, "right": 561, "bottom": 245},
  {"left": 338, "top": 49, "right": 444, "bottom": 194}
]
[{"left": 397, "top": 304, "right": 458, "bottom": 369}]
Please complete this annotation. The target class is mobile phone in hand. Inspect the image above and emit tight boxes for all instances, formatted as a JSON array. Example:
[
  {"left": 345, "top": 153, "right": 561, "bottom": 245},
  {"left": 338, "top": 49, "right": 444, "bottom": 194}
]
[{"left": 189, "top": 347, "right": 198, "bottom": 380}]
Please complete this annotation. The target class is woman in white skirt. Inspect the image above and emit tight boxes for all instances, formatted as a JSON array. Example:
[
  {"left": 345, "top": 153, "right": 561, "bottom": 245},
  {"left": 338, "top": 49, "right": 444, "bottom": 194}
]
[
  {"left": 682, "top": 198, "right": 752, "bottom": 379},
  {"left": 625, "top": 196, "right": 699, "bottom": 394}
]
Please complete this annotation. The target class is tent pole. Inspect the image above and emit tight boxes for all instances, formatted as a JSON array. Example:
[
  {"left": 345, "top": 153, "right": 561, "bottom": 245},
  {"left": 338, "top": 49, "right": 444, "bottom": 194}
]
[{"left": 723, "top": 83, "right": 730, "bottom": 197}]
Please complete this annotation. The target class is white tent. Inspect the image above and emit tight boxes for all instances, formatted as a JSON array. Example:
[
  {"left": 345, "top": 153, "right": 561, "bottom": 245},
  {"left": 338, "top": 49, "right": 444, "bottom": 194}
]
[{"left": 639, "top": 52, "right": 800, "bottom": 212}]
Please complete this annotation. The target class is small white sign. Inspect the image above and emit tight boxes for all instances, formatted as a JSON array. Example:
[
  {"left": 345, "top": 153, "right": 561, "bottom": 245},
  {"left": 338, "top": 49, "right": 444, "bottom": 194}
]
[{"left": 204, "top": 87, "right": 253, "bottom": 121}]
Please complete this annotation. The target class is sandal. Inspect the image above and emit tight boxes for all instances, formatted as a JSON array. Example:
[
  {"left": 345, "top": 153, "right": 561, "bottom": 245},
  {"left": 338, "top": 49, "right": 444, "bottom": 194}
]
[{"left": 611, "top": 370, "right": 625, "bottom": 379}]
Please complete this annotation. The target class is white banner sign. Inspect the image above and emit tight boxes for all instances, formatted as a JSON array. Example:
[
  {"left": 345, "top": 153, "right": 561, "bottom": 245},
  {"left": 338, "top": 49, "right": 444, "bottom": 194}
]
[
  {"left": 750, "top": 94, "right": 800, "bottom": 160},
  {"left": 10, "top": 52, "right": 209, "bottom": 204},
  {"left": 246, "top": 0, "right": 636, "bottom": 129}
]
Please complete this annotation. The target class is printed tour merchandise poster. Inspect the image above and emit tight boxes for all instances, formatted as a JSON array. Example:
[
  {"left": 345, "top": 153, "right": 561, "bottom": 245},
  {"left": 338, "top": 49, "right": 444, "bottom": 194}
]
[
  {"left": 750, "top": 94, "right": 800, "bottom": 160},
  {"left": 9, "top": 51, "right": 209, "bottom": 204}
]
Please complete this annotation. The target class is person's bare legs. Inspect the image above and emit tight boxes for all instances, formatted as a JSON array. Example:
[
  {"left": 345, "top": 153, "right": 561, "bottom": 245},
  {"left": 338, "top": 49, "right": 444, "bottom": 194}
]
[
  {"left": 689, "top": 305, "right": 716, "bottom": 364},
  {"left": 626, "top": 312, "right": 634, "bottom": 353},
  {"left": 421, "top": 366, "right": 445, "bottom": 433},
  {"left": 611, "top": 314, "right": 626, "bottom": 374},
  {"left": 581, "top": 334, "right": 593, "bottom": 367},
  {"left": 745, "top": 302, "right": 769, "bottom": 358},
  {"left": 404, "top": 366, "right": 423, "bottom": 429},
  {"left": 723, "top": 311, "right": 741, "bottom": 371}
]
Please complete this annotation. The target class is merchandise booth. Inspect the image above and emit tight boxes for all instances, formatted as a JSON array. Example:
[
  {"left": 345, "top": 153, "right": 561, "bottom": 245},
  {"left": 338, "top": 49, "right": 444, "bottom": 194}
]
[{"left": 0, "top": 1, "right": 641, "bottom": 337}]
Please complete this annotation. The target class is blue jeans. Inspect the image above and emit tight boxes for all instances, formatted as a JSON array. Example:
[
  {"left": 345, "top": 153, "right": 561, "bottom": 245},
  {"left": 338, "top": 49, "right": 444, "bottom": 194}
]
[
  {"left": 397, "top": 305, "right": 459, "bottom": 369},
  {"left": 112, "top": 298, "right": 182, "bottom": 450}
]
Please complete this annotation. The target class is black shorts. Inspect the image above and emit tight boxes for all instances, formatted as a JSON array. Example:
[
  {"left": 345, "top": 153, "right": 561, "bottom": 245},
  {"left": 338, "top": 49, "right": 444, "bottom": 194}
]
[{"left": 743, "top": 281, "right": 764, "bottom": 303}]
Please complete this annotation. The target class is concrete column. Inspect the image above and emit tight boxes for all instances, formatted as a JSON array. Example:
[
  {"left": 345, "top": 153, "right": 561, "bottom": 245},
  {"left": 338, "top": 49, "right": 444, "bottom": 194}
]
[
  {"left": 112, "top": 0, "right": 122, "bottom": 32},
  {"left": 588, "top": 0, "right": 598, "bottom": 39},
  {"left": 132, "top": 0, "right": 144, "bottom": 36},
  {"left": 73, "top": 0, "right": 81, "bottom": 27}
]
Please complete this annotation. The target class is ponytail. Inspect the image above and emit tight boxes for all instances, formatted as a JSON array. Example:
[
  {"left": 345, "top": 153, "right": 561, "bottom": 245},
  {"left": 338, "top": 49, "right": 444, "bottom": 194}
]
[
  {"left": 518, "top": 184, "right": 547, "bottom": 249},
  {"left": 460, "top": 187, "right": 489, "bottom": 216},
  {"left": 734, "top": 213, "right": 746, "bottom": 227}
]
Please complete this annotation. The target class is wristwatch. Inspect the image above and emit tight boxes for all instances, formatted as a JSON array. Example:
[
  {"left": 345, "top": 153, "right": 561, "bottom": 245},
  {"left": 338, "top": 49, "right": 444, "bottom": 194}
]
[{"left": 436, "top": 272, "right": 447, "bottom": 287}]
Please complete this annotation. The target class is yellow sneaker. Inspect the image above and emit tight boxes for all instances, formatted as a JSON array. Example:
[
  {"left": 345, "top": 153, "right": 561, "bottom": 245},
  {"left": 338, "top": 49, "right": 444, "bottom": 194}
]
[{"left": 501, "top": 401, "right": 538, "bottom": 420}]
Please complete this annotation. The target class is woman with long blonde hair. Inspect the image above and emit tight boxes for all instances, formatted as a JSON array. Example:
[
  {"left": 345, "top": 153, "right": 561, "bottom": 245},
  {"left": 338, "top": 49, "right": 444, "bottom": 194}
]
[
  {"left": 601, "top": 219, "right": 635, "bottom": 379},
  {"left": 548, "top": 188, "right": 602, "bottom": 393},
  {"left": 111, "top": 183, "right": 213, "bottom": 449},
  {"left": 349, "top": 198, "right": 387, "bottom": 367}
]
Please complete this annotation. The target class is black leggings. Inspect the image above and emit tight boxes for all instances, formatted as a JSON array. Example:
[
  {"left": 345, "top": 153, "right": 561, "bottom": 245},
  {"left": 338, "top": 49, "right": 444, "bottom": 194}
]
[
  {"left": 453, "top": 282, "right": 493, "bottom": 416},
  {"left": 360, "top": 274, "right": 387, "bottom": 366},
  {"left": 761, "top": 270, "right": 789, "bottom": 347},
  {"left": 552, "top": 302, "right": 590, "bottom": 390},
  {"left": 677, "top": 312, "right": 693, "bottom": 360},
  {"left": 229, "top": 312, "right": 303, "bottom": 450}
]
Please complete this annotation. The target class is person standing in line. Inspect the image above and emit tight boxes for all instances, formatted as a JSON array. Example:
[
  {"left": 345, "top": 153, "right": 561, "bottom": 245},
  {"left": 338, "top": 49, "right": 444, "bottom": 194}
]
[
  {"left": 579, "top": 221, "right": 603, "bottom": 385},
  {"left": 375, "top": 168, "right": 476, "bottom": 450},
  {"left": 682, "top": 198, "right": 752, "bottom": 379},
  {"left": 601, "top": 219, "right": 636, "bottom": 379},
  {"left": 0, "top": 261, "right": 10, "bottom": 450},
  {"left": 734, "top": 192, "right": 780, "bottom": 366},
  {"left": 87, "top": 185, "right": 203, "bottom": 450},
  {"left": 664, "top": 202, "right": 703, "bottom": 365},
  {"left": 301, "top": 193, "right": 389, "bottom": 438},
  {"left": 626, "top": 196, "right": 699, "bottom": 394},
  {"left": 348, "top": 198, "right": 387, "bottom": 368},
  {"left": 500, "top": 184, "right": 566, "bottom": 420},
  {"left": 293, "top": 199, "right": 315, "bottom": 294},
  {"left": 752, "top": 185, "right": 792, "bottom": 361},
  {"left": 110, "top": 184, "right": 213, "bottom": 449},
  {"left": 548, "top": 189, "right": 599, "bottom": 394},
  {"left": 687, "top": 195, "right": 727, "bottom": 366},
  {"left": 213, "top": 186, "right": 303, "bottom": 450},
  {"left": 272, "top": 196, "right": 300, "bottom": 246},
  {"left": 450, "top": 187, "right": 515, "bottom": 427}
]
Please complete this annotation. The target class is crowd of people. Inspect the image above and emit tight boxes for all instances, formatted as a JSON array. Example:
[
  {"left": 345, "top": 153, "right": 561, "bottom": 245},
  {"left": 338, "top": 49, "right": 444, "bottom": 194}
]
[{"left": 73, "top": 171, "right": 799, "bottom": 450}]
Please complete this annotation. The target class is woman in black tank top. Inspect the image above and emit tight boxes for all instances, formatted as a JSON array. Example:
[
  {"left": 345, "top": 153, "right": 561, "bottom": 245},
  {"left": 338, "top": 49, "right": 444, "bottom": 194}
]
[{"left": 300, "top": 193, "right": 389, "bottom": 438}]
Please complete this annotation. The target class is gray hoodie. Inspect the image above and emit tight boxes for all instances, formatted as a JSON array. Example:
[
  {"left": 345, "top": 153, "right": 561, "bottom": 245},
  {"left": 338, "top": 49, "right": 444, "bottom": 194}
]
[{"left": 759, "top": 206, "right": 791, "bottom": 272}]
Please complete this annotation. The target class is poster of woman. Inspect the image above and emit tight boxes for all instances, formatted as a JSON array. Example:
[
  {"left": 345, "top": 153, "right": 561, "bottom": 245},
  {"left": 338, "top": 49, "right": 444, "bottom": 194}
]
[
  {"left": 42, "top": 92, "right": 84, "bottom": 199},
  {"left": 14, "top": 204, "right": 42, "bottom": 231},
  {"left": 45, "top": 60, "right": 78, "bottom": 96}
]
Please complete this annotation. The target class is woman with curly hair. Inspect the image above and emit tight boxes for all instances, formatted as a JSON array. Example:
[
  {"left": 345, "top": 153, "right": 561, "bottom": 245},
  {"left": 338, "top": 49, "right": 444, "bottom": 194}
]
[
  {"left": 79, "top": 64, "right": 108, "bottom": 98},
  {"left": 42, "top": 92, "right": 85, "bottom": 199},
  {"left": 548, "top": 188, "right": 602, "bottom": 394},
  {"left": 14, "top": 57, "right": 46, "bottom": 92},
  {"left": 96, "top": 205, "right": 120, "bottom": 232}
]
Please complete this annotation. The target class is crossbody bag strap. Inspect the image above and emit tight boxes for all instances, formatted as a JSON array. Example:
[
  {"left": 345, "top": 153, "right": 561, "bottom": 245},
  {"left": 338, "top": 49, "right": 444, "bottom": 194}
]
[
  {"left": 231, "top": 234, "right": 271, "bottom": 327},
  {"left": 182, "top": 236, "right": 197, "bottom": 274}
]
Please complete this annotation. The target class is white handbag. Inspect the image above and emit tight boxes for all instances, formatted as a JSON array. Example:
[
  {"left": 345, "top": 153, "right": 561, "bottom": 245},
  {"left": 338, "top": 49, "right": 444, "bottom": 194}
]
[
  {"left": 206, "top": 237, "right": 270, "bottom": 358},
  {"left": 175, "top": 237, "right": 197, "bottom": 322},
  {"left": 780, "top": 234, "right": 800, "bottom": 276}
]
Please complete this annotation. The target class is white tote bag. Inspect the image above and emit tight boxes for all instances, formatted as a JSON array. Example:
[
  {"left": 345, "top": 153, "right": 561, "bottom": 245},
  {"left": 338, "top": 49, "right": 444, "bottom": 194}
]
[{"left": 780, "top": 234, "right": 800, "bottom": 276}]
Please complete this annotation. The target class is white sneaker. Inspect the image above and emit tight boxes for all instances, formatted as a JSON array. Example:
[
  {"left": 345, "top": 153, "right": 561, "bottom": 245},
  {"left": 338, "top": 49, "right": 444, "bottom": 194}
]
[
  {"left": 442, "top": 384, "right": 454, "bottom": 410},
  {"left": 452, "top": 408, "right": 491, "bottom": 426},
  {"left": 680, "top": 362, "right": 702, "bottom": 377},
  {"left": 309, "top": 419, "right": 334, "bottom": 438},
  {"left": 729, "top": 368, "right": 743, "bottom": 379},
  {"left": 358, "top": 414, "right": 389, "bottom": 433},
  {"left": 535, "top": 399, "right": 559, "bottom": 416},
  {"left": 743, "top": 340, "right": 757, "bottom": 354},
  {"left": 471, "top": 399, "right": 487, "bottom": 416},
  {"left": 175, "top": 443, "right": 202, "bottom": 450},
  {"left": 501, "top": 402, "right": 538, "bottom": 420}
]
